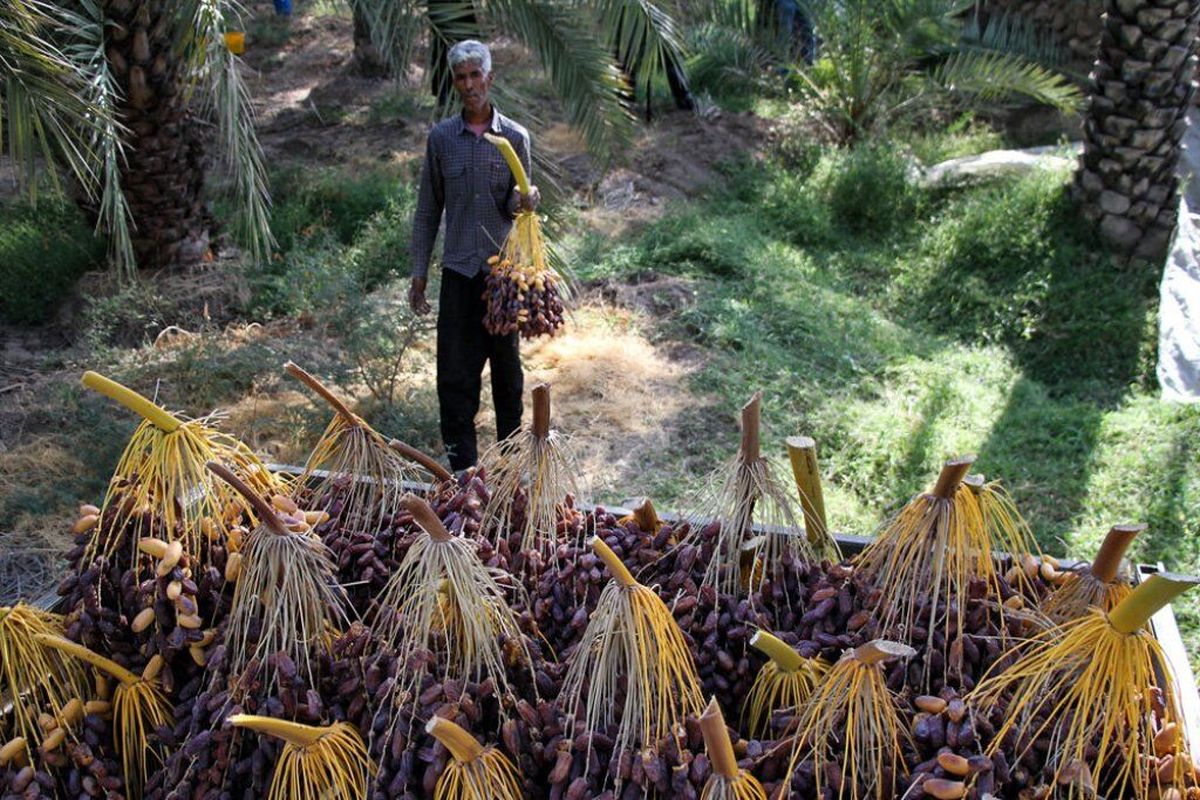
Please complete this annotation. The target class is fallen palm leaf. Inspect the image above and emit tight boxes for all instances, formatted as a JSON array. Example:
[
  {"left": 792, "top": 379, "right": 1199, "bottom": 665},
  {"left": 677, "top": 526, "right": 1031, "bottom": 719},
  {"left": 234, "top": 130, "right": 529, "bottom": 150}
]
[
  {"left": 479, "top": 383, "right": 584, "bottom": 560},
  {"left": 207, "top": 461, "right": 347, "bottom": 691},
  {"left": 0, "top": 604, "right": 88, "bottom": 746},
  {"left": 700, "top": 697, "right": 767, "bottom": 800},
  {"left": 743, "top": 630, "right": 828, "bottom": 739},
  {"left": 34, "top": 633, "right": 170, "bottom": 796},
  {"left": 481, "top": 133, "right": 565, "bottom": 339},
  {"left": 375, "top": 495, "right": 531, "bottom": 709},
  {"left": 229, "top": 715, "right": 371, "bottom": 800},
  {"left": 969, "top": 573, "right": 1199, "bottom": 799},
  {"left": 426, "top": 715, "right": 523, "bottom": 800},
  {"left": 1044, "top": 523, "right": 1143, "bottom": 623},
  {"left": 285, "top": 362, "right": 418, "bottom": 537},
  {"left": 687, "top": 392, "right": 839, "bottom": 596},
  {"left": 561, "top": 536, "right": 703, "bottom": 785},
  {"left": 855, "top": 456, "right": 1039, "bottom": 670},
  {"left": 80, "top": 370, "right": 280, "bottom": 568},
  {"left": 783, "top": 640, "right": 915, "bottom": 800}
]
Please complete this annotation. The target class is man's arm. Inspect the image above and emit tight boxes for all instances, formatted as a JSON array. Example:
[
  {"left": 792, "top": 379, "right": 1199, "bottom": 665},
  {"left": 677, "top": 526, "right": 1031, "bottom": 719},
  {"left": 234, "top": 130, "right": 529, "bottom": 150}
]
[{"left": 409, "top": 132, "right": 442, "bottom": 314}]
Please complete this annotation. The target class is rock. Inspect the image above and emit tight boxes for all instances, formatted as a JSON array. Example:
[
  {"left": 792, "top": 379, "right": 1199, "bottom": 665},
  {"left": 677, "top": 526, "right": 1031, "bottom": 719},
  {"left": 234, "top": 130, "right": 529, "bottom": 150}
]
[
  {"left": 919, "top": 146, "right": 1079, "bottom": 189},
  {"left": 1099, "top": 213, "right": 1144, "bottom": 249},
  {"left": 1101, "top": 189, "right": 1134, "bottom": 214}
]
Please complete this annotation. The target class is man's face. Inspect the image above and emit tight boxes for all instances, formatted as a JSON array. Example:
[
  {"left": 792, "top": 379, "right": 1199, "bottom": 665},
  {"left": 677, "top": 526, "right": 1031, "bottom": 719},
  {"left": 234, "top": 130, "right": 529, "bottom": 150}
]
[{"left": 452, "top": 60, "right": 493, "bottom": 116}]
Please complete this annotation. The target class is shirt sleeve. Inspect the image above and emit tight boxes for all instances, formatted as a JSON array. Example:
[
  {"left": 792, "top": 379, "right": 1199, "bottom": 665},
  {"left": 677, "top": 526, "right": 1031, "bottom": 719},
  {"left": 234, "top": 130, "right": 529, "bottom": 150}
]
[
  {"left": 504, "top": 129, "right": 532, "bottom": 219},
  {"left": 410, "top": 132, "right": 443, "bottom": 280}
]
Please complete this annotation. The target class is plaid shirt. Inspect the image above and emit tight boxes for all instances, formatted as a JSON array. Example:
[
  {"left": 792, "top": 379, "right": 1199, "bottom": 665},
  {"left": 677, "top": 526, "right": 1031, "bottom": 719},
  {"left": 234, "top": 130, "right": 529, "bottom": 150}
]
[{"left": 410, "top": 106, "right": 531, "bottom": 280}]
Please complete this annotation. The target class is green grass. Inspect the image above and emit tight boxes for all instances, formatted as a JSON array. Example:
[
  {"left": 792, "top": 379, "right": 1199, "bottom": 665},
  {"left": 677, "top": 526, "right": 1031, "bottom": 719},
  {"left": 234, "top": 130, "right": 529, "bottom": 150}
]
[{"left": 572, "top": 151, "right": 1200, "bottom": 666}]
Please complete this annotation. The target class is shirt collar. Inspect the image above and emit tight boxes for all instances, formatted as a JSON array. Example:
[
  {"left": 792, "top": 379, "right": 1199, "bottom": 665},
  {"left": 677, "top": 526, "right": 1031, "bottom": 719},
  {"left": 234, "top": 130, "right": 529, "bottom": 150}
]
[{"left": 457, "top": 105, "right": 502, "bottom": 135}]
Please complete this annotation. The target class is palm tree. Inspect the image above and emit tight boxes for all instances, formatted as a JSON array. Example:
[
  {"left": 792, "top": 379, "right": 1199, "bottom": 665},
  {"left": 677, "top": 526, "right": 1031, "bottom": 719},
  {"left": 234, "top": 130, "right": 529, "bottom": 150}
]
[
  {"left": 792, "top": 0, "right": 1084, "bottom": 145},
  {"left": 1074, "top": 0, "right": 1200, "bottom": 259},
  {"left": 0, "top": 0, "right": 124, "bottom": 256}
]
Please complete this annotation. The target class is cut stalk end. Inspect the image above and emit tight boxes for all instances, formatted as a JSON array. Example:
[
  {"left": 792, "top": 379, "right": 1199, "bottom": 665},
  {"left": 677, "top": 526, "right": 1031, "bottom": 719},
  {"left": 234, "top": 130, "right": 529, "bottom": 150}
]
[
  {"left": 631, "top": 498, "right": 660, "bottom": 532},
  {"left": 853, "top": 639, "right": 916, "bottom": 666},
  {"left": 740, "top": 392, "right": 763, "bottom": 464},
  {"left": 700, "top": 698, "right": 738, "bottom": 779},
  {"left": 426, "top": 715, "right": 485, "bottom": 763},
  {"left": 388, "top": 440, "right": 452, "bottom": 482},
  {"left": 205, "top": 461, "right": 288, "bottom": 536},
  {"left": 591, "top": 536, "right": 637, "bottom": 588},
  {"left": 1107, "top": 572, "right": 1200, "bottom": 634},
  {"left": 82, "top": 371, "right": 180, "bottom": 432},
  {"left": 1092, "top": 524, "right": 1145, "bottom": 584},
  {"left": 284, "top": 361, "right": 358, "bottom": 422},
  {"left": 750, "top": 630, "right": 804, "bottom": 672},
  {"left": 931, "top": 455, "right": 976, "bottom": 500},
  {"left": 785, "top": 435, "right": 827, "bottom": 542},
  {"left": 401, "top": 494, "right": 452, "bottom": 542},
  {"left": 531, "top": 383, "right": 552, "bottom": 440}
]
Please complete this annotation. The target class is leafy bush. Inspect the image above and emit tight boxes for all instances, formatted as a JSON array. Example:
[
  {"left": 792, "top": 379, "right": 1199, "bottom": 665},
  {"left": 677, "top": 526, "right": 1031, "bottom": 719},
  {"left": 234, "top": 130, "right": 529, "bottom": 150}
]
[
  {"left": 637, "top": 209, "right": 760, "bottom": 278},
  {"left": 245, "top": 180, "right": 418, "bottom": 318},
  {"left": 808, "top": 145, "right": 919, "bottom": 237},
  {"left": 0, "top": 200, "right": 102, "bottom": 325},
  {"left": 268, "top": 165, "right": 406, "bottom": 254}
]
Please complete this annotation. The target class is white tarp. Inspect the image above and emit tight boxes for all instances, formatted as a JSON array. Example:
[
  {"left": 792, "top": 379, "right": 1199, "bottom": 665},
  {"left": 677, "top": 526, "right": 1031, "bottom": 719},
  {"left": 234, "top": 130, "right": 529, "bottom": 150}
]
[{"left": 1158, "top": 199, "right": 1200, "bottom": 403}]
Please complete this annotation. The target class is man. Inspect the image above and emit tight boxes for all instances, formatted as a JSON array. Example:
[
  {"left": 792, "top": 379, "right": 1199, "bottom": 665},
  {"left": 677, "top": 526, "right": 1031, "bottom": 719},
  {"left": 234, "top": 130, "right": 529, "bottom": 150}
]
[{"left": 409, "top": 40, "right": 540, "bottom": 472}]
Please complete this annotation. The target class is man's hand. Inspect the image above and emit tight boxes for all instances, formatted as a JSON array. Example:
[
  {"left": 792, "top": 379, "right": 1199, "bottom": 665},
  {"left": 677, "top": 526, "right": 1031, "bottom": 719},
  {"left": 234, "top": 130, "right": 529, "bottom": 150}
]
[
  {"left": 408, "top": 277, "right": 431, "bottom": 315},
  {"left": 516, "top": 184, "right": 541, "bottom": 213}
]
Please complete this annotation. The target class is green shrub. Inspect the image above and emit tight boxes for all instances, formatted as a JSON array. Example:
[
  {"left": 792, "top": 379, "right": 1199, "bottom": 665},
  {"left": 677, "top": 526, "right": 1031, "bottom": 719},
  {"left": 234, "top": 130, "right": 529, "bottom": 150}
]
[
  {"left": 0, "top": 200, "right": 102, "bottom": 325},
  {"left": 244, "top": 180, "right": 418, "bottom": 318},
  {"left": 808, "top": 144, "right": 919, "bottom": 237},
  {"left": 637, "top": 210, "right": 759, "bottom": 278},
  {"left": 268, "top": 165, "right": 405, "bottom": 253}
]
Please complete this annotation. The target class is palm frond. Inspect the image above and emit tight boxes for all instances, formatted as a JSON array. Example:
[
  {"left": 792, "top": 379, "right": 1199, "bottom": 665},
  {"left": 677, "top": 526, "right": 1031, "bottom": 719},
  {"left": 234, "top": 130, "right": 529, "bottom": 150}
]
[
  {"left": 931, "top": 49, "right": 1082, "bottom": 112},
  {"left": 685, "top": 23, "right": 773, "bottom": 97},
  {"left": 960, "top": 8, "right": 1065, "bottom": 69},
  {"left": 487, "top": 0, "right": 634, "bottom": 163},
  {"left": 177, "top": 0, "right": 275, "bottom": 264},
  {"left": 0, "top": 0, "right": 110, "bottom": 204},
  {"left": 60, "top": 0, "right": 136, "bottom": 279},
  {"left": 592, "top": 0, "right": 687, "bottom": 98}
]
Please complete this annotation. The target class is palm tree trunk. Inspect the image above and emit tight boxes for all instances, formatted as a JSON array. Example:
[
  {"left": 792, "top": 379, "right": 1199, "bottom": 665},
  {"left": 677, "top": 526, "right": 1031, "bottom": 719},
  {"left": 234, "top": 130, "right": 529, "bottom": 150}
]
[
  {"left": 352, "top": 7, "right": 391, "bottom": 78},
  {"left": 104, "top": 0, "right": 211, "bottom": 270},
  {"left": 1075, "top": 0, "right": 1200, "bottom": 259}
]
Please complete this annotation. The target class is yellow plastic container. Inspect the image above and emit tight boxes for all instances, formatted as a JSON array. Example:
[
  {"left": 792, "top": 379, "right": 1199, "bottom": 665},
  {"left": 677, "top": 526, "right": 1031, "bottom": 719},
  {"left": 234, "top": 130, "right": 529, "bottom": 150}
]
[{"left": 224, "top": 32, "right": 245, "bottom": 55}]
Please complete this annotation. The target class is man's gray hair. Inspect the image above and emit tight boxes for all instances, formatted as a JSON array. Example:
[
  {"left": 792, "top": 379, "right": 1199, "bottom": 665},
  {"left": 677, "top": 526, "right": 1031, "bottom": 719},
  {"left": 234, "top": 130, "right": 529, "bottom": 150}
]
[{"left": 447, "top": 40, "right": 492, "bottom": 74}]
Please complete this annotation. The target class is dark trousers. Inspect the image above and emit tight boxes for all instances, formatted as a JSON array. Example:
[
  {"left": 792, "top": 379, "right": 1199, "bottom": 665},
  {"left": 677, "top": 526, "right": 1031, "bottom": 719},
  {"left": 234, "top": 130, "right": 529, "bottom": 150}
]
[{"left": 437, "top": 269, "right": 524, "bottom": 470}]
